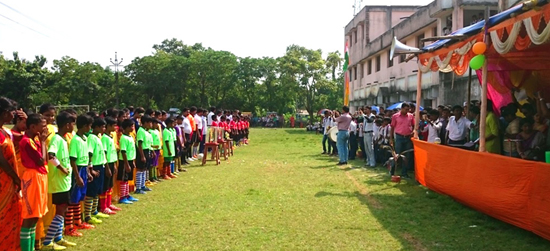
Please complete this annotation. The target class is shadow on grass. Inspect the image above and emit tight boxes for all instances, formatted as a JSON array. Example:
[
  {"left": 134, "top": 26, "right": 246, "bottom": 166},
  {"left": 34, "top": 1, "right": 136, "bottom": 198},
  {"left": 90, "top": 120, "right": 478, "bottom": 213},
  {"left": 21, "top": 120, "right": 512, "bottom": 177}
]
[{"left": 316, "top": 167, "right": 550, "bottom": 251}]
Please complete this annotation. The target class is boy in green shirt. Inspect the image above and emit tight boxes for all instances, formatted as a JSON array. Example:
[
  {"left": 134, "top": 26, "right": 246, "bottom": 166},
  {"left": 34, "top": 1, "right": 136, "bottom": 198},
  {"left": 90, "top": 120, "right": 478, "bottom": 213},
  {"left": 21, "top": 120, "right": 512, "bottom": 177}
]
[
  {"left": 162, "top": 118, "right": 176, "bottom": 179},
  {"left": 149, "top": 119, "right": 162, "bottom": 183},
  {"left": 43, "top": 112, "right": 77, "bottom": 249},
  {"left": 67, "top": 115, "right": 94, "bottom": 236},
  {"left": 84, "top": 117, "right": 110, "bottom": 225},
  {"left": 99, "top": 117, "right": 121, "bottom": 214},
  {"left": 135, "top": 115, "right": 154, "bottom": 194},
  {"left": 117, "top": 119, "right": 138, "bottom": 204}
]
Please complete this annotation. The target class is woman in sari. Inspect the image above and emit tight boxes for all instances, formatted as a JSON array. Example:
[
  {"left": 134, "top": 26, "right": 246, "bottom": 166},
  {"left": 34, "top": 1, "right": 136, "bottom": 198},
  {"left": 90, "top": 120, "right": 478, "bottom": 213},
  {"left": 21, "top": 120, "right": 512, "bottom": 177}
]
[
  {"left": 0, "top": 97, "right": 22, "bottom": 251},
  {"left": 517, "top": 117, "right": 546, "bottom": 161}
]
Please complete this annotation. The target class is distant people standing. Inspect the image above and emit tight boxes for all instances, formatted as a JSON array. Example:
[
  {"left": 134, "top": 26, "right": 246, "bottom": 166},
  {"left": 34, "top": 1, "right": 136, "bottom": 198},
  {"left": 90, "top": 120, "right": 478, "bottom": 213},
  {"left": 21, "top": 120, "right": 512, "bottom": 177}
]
[
  {"left": 321, "top": 111, "right": 333, "bottom": 154},
  {"left": 335, "top": 106, "right": 352, "bottom": 165},
  {"left": 290, "top": 116, "right": 295, "bottom": 128},
  {"left": 390, "top": 102, "right": 415, "bottom": 178},
  {"left": 348, "top": 118, "right": 358, "bottom": 160}
]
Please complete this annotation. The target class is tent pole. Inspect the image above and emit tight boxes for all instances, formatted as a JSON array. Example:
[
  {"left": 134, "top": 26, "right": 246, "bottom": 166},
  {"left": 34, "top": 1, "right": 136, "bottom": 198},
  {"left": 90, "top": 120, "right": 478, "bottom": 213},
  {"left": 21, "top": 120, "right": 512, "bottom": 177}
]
[
  {"left": 414, "top": 69, "right": 422, "bottom": 139},
  {"left": 467, "top": 68, "right": 472, "bottom": 117},
  {"left": 479, "top": 7, "right": 490, "bottom": 152}
]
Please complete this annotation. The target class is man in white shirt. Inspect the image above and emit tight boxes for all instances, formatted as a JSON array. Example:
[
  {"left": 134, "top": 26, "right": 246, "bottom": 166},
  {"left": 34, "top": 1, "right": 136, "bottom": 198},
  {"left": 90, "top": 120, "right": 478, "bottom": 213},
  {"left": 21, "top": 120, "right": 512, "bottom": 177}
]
[
  {"left": 363, "top": 106, "right": 376, "bottom": 167},
  {"left": 193, "top": 108, "right": 203, "bottom": 158},
  {"left": 322, "top": 111, "right": 333, "bottom": 154},
  {"left": 207, "top": 107, "right": 216, "bottom": 126},
  {"left": 348, "top": 118, "right": 358, "bottom": 160},
  {"left": 446, "top": 105, "right": 472, "bottom": 145},
  {"left": 199, "top": 109, "right": 208, "bottom": 155}
]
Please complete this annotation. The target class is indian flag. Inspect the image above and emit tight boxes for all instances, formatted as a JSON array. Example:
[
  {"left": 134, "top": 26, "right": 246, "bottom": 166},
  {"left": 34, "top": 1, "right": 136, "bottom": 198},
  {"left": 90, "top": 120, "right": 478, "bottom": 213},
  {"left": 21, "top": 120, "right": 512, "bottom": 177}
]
[{"left": 343, "top": 42, "right": 350, "bottom": 106}]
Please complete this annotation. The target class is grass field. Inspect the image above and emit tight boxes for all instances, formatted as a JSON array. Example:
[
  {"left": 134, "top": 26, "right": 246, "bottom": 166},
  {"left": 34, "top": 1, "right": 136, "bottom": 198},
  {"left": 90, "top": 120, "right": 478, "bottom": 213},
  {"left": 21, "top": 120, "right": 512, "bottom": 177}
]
[{"left": 67, "top": 128, "right": 550, "bottom": 251}]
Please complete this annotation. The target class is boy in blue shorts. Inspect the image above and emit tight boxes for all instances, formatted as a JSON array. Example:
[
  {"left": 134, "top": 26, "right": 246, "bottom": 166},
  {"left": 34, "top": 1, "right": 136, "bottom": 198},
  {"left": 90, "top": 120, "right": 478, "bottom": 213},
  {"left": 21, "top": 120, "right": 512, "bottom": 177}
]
[
  {"left": 135, "top": 115, "right": 154, "bottom": 194},
  {"left": 84, "top": 117, "right": 110, "bottom": 225},
  {"left": 117, "top": 119, "right": 138, "bottom": 204},
  {"left": 67, "top": 114, "right": 95, "bottom": 236},
  {"left": 43, "top": 112, "right": 77, "bottom": 249}
]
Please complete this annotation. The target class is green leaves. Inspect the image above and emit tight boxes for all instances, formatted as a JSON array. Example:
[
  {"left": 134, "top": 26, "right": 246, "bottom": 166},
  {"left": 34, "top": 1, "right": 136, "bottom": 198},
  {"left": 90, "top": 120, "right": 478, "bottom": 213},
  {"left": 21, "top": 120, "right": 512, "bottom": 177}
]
[{"left": 0, "top": 39, "right": 344, "bottom": 115}]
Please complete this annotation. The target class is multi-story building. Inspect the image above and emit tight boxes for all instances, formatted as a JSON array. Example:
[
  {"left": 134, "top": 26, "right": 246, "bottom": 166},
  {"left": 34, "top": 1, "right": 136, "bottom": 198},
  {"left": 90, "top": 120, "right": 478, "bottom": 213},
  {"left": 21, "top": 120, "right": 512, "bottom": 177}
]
[{"left": 345, "top": 0, "right": 501, "bottom": 112}]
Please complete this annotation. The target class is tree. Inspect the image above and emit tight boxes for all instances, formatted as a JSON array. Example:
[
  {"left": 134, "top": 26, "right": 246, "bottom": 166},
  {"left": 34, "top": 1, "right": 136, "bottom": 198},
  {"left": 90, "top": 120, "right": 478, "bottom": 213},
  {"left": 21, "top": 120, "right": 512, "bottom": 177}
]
[{"left": 326, "top": 51, "right": 342, "bottom": 82}]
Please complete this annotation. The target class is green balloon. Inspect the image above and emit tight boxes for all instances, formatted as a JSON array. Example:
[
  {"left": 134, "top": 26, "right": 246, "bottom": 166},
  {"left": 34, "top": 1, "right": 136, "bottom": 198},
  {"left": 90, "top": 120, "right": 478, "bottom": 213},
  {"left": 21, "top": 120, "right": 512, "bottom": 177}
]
[{"left": 469, "top": 55, "right": 485, "bottom": 70}]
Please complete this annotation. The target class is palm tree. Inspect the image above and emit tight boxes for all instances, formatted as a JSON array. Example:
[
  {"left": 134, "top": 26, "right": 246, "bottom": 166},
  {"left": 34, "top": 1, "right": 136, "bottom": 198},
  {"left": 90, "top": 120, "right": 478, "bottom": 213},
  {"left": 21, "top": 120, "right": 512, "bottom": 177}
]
[{"left": 325, "top": 51, "right": 342, "bottom": 82}]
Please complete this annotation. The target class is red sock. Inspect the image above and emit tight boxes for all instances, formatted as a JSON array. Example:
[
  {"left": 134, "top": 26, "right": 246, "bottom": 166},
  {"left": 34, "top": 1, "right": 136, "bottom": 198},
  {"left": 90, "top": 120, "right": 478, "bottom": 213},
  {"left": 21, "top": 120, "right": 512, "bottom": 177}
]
[
  {"left": 74, "top": 204, "right": 82, "bottom": 225},
  {"left": 65, "top": 206, "right": 74, "bottom": 229},
  {"left": 99, "top": 193, "right": 107, "bottom": 211},
  {"left": 106, "top": 189, "right": 112, "bottom": 208}
]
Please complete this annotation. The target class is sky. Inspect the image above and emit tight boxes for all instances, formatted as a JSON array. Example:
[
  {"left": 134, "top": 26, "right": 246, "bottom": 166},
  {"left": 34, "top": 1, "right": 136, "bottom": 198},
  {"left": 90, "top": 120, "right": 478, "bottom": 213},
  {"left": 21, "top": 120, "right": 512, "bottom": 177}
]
[{"left": 0, "top": 0, "right": 432, "bottom": 68}]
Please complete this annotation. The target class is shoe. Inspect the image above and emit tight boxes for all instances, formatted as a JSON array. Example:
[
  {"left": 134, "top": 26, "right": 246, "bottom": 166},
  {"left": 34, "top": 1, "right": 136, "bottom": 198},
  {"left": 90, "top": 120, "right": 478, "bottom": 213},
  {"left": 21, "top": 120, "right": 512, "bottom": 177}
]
[
  {"left": 162, "top": 175, "right": 171, "bottom": 180},
  {"left": 145, "top": 181, "right": 155, "bottom": 186},
  {"left": 41, "top": 242, "right": 67, "bottom": 250},
  {"left": 127, "top": 195, "right": 139, "bottom": 202},
  {"left": 134, "top": 189, "right": 147, "bottom": 195},
  {"left": 109, "top": 204, "right": 122, "bottom": 211},
  {"left": 64, "top": 228, "right": 83, "bottom": 237},
  {"left": 103, "top": 208, "right": 117, "bottom": 215},
  {"left": 187, "top": 158, "right": 194, "bottom": 162},
  {"left": 142, "top": 186, "right": 152, "bottom": 192},
  {"left": 86, "top": 217, "right": 102, "bottom": 224},
  {"left": 180, "top": 168, "right": 187, "bottom": 172},
  {"left": 56, "top": 239, "right": 77, "bottom": 247},
  {"left": 93, "top": 212, "right": 110, "bottom": 219},
  {"left": 193, "top": 155, "right": 198, "bottom": 159},
  {"left": 337, "top": 162, "right": 346, "bottom": 166},
  {"left": 322, "top": 152, "right": 327, "bottom": 154},
  {"left": 168, "top": 174, "right": 177, "bottom": 178},
  {"left": 118, "top": 198, "right": 133, "bottom": 204},
  {"left": 75, "top": 222, "right": 95, "bottom": 229}
]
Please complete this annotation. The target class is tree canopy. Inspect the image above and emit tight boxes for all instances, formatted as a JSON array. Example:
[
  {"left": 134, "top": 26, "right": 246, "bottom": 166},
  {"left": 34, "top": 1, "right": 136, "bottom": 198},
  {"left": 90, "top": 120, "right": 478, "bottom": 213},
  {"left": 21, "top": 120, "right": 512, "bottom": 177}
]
[{"left": 0, "top": 39, "right": 343, "bottom": 118}]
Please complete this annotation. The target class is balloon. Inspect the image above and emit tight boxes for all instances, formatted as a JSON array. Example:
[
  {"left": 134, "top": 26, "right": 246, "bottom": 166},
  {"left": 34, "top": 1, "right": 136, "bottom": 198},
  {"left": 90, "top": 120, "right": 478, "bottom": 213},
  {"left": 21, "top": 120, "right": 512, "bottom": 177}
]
[
  {"left": 472, "top": 42, "right": 487, "bottom": 55},
  {"left": 469, "top": 55, "right": 486, "bottom": 70}
]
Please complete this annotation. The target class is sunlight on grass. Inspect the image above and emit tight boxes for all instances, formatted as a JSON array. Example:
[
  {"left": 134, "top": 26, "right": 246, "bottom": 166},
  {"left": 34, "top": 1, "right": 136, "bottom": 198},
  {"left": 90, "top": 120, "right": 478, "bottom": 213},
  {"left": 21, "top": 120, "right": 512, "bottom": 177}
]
[{"left": 66, "top": 128, "right": 550, "bottom": 251}]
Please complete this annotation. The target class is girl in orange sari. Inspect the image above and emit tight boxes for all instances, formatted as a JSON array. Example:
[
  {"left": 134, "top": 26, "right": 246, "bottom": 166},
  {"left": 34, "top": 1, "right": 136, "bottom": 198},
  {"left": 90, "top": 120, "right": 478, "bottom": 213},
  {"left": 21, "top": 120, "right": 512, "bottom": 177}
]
[{"left": 0, "top": 97, "right": 22, "bottom": 251}]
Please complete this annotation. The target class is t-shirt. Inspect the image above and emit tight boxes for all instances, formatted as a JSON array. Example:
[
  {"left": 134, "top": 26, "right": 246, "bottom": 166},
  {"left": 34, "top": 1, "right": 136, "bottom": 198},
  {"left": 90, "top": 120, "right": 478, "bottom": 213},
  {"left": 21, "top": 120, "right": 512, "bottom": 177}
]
[
  {"left": 195, "top": 114, "right": 203, "bottom": 130},
  {"left": 162, "top": 128, "right": 175, "bottom": 157},
  {"left": 45, "top": 124, "right": 57, "bottom": 148},
  {"left": 119, "top": 134, "right": 136, "bottom": 161},
  {"left": 101, "top": 134, "right": 118, "bottom": 163},
  {"left": 187, "top": 114, "right": 196, "bottom": 132},
  {"left": 69, "top": 134, "right": 90, "bottom": 166},
  {"left": 170, "top": 128, "right": 177, "bottom": 145},
  {"left": 88, "top": 134, "right": 106, "bottom": 166},
  {"left": 182, "top": 117, "right": 192, "bottom": 134},
  {"left": 47, "top": 134, "right": 71, "bottom": 193},
  {"left": 136, "top": 127, "right": 153, "bottom": 150},
  {"left": 149, "top": 129, "right": 161, "bottom": 150},
  {"left": 485, "top": 112, "right": 501, "bottom": 154},
  {"left": 20, "top": 134, "right": 47, "bottom": 173}
]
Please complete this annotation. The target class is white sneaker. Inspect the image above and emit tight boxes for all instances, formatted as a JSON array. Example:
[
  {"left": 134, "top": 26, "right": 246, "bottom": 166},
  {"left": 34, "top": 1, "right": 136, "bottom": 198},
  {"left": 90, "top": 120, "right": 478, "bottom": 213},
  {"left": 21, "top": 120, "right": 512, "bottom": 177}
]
[
  {"left": 198, "top": 153, "right": 204, "bottom": 159},
  {"left": 187, "top": 158, "right": 194, "bottom": 162},
  {"left": 191, "top": 157, "right": 198, "bottom": 161}
]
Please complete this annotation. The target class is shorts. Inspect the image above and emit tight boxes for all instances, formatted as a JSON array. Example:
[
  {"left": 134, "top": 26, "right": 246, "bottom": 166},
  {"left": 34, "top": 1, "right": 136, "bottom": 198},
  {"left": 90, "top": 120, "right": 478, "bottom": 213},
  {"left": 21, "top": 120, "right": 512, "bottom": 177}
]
[
  {"left": 136, "top": 149, "right": 152, "bottom": 170},
  {"left": 103, "top": 162, "right": 115, "bottom": 193},
  {"left": 51, "top": 191, "right": 70, "bottom": 205},
  {"left": 21, "top": 169, "right": 49, "bottom": 219},
  {"left": 164, "top": 157, "right": 174, "bottom": 163},
  {"left": 86, "top": 165, "right": 105, "bottom": 197},
  {"left": 151, "top": 150, "right": 160, "bottom": 167},
  {"left": 191, "top": 131, "right": 200, "bottom": 143},
  {"left": 70, "top": 166, "right": 88, "bottom": 204},
  {"left": 117, "top": 160, "right": 135, "bottom": 181}
]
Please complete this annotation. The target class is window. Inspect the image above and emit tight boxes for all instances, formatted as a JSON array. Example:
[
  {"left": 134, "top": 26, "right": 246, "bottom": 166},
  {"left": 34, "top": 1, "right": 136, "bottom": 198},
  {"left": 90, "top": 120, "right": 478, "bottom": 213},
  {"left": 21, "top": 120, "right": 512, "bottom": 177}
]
[
  {"left": 388, "top": 51, "right": 393, "bottom": 68},
  {"left": 358, "top": 63, "right": 363, "bottom": 79},
  {"left": 432, "top": 27, "right": 438, "bottom": 37},
  {"left": 354, "top": 30, "right": 357, "bottom": 44},
  {"left": 367, "top": 60, "right": 372, "bottom": 75},
  {"left": 417, "top": 34, "right": 425, "bottom": 48},
  {"left": 375, "top": 55, "right": 381, "bottom": 72},
  {"left": 354, "top": 67, "right": 357, "bottom": 80},
  {"left": 399, "top": 41, "right": 407, "bottom": 63}
]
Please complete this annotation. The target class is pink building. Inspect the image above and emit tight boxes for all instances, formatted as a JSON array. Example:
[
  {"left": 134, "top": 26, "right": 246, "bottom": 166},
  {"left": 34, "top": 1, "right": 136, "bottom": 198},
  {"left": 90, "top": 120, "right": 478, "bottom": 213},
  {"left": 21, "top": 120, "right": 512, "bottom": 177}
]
[{"left": 345, "top": 0, "right": 499, "bottom": 112}]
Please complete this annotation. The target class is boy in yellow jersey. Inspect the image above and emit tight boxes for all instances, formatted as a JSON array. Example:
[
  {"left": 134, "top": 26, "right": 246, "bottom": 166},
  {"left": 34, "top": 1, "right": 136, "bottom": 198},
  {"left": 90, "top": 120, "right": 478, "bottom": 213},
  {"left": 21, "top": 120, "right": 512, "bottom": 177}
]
[
  {"left": 84, "top": 117, "right": 110, "bottom": 225},
  {"left": 66, "top": 115, "right": 95, "bottom": 237},
  {"left": 37, "top": 103, "right": 57, "bottom": 250},
  {"left": 44, "top": 112, "right": 77, "bottom": 250},
  {"left": 100, "top": 117, "right": 121, "bottom": 214},
  {"left": 117, "top": 119, "right": 138, "bottom": 204},
  {"left": 135, "top": 115, "right": 154, "bottom": 194}
]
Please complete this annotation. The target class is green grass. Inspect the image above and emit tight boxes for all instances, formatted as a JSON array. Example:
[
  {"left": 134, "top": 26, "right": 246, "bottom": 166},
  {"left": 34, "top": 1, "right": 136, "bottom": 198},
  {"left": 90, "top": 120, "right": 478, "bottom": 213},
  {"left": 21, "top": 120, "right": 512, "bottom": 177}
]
[{"left": 68, "top": 128, "right": 550, "bottom": 250}]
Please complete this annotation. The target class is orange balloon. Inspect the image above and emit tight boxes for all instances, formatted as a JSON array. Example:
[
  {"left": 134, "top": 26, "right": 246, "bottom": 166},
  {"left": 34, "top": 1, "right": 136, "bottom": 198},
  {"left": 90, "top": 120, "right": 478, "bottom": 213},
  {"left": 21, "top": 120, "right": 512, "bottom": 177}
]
[{"left": 472, "top": 42, "right": 487, "bottom": 55}]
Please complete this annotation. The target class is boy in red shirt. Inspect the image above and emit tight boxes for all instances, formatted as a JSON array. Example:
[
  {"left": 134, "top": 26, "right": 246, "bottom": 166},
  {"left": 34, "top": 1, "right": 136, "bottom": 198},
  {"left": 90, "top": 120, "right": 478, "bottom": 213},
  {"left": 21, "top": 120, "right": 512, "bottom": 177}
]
[{"left": 19, "top": 114, "right": 49, "bottom": 251}]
